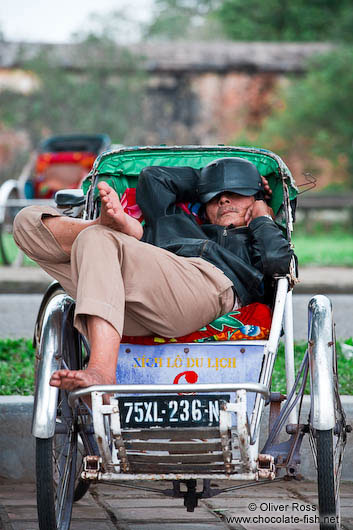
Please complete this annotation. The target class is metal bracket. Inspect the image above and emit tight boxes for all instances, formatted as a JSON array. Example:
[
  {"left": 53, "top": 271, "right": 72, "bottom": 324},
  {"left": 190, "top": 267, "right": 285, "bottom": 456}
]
[
  {"left": 91, "top": 392, "right": 116, "bottom": 472},
  {"left": 109, "top": 397, "right": 130, "bottom": 473},
  {"left": 219, "top": 400, "right": 233, "bottom": 474},
  {"left": 220, "top": 390, "right": 256, "bottom": 474}
]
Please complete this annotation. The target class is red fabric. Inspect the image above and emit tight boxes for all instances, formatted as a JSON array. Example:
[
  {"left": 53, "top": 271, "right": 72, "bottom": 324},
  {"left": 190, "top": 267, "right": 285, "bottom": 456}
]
[
  {"left": 122, "top": 303, "right": 272, "bottom": 345},
  {"left": 120, "top": 188, "right": 144, "bottom": 223}
]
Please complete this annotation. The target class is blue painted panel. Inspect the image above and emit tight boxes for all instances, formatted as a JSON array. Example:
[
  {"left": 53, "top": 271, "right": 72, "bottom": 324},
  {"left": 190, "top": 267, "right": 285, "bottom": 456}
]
[{"left": 116, "top": 343, "right": 265, "bottom": 420}]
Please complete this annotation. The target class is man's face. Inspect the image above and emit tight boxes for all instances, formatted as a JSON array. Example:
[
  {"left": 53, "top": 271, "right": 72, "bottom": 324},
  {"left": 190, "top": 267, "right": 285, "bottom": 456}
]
[{"left": 205, "top": 191, "right": 255, "bottom": 227}]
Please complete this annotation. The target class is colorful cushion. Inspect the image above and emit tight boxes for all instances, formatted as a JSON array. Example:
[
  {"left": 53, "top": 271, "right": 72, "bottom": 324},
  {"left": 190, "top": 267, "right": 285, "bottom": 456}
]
[{"left": 122, "top": 302, "right": 271, "bottom": 345}]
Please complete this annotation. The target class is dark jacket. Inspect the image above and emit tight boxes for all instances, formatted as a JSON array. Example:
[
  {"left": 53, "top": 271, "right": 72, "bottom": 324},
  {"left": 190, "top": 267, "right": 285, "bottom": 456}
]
[{"left": 137, "top": 166, "right": 293, "bottom": 306}]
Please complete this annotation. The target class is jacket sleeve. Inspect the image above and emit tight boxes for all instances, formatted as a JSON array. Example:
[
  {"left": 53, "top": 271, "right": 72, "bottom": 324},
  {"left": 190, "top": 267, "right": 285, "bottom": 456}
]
[
  {"left": 248, "top": 216, "right": 294, "bottom": 276},
  {"left": 136, "top": 166, "right": 200, "bottom": 223}
]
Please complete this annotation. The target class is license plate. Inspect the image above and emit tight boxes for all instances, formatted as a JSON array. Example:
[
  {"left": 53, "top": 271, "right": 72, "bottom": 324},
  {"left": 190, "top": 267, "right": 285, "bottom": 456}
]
[{"left": 118, "top": 394, "right": 230, "bottom": 428}]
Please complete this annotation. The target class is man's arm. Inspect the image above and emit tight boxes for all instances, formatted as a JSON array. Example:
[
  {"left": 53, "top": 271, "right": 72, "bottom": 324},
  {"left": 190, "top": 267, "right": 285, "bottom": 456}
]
[{"left": 136, "top": 166, "right": 200, "bottom": 223}]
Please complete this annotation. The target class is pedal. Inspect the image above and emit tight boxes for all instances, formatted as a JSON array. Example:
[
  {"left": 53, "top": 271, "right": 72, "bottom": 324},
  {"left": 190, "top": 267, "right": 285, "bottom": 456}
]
[
  {"left": 257, "top": 453, "right": 275, "bottom": 479},
  {"left": 82, "top": 455, "right": 102, "bottom": 480}
]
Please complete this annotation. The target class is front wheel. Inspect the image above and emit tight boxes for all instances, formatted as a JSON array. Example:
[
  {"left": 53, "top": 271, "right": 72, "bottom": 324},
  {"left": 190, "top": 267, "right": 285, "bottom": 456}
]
[
  {"left": 35, "top": 293, "right": 89, "bottom": 529},
  {"left": 36, "top": 421, "right": 77, "bottom": 530}
]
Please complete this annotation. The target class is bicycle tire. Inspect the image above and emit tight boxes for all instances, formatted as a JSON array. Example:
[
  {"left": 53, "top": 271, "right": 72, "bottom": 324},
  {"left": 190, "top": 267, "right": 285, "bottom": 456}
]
[{"left": 316, "top": 429, "right": 339, "bottom": 530}]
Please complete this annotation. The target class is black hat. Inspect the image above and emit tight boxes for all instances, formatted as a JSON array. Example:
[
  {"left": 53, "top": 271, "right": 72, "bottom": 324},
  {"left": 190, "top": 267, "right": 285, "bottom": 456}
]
[{"left": 198, "top": 157, "right": 263, "bottom": 203}]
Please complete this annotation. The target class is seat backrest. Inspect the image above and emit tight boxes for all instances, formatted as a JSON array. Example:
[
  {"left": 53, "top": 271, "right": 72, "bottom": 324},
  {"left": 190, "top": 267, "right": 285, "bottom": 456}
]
[{"left": 82, "top": 145, "right": 298, "bottom": 231}]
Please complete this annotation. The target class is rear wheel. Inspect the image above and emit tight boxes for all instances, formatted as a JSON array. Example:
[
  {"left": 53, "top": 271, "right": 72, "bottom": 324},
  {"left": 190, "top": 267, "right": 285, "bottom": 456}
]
[
  {"left": 310, "top": 393, "right": 346, "bottom": 530},
  {"left": 316, "top": 429, "right": 341, "bottom": 529},
  {"left": 308, "top": 296, "right": 347, "bottom": 530}
]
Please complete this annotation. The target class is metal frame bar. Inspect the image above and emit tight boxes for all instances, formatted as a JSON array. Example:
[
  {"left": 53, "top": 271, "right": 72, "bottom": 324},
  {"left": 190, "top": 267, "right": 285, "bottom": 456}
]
[
  {"left": 97, "top": 472, "right": 258, "bottom": 481},
  {"left": 249, "top": 277, "right": 289, "bottom": 443},
  {"left": 68, "top": 382, "right": 269, "bottom": 408},
  {"left": 284, "top": 290, "right": 297, "bottom": 424},
  {"left": 1, "top": 198, "right": 56, "bottom": 207}
]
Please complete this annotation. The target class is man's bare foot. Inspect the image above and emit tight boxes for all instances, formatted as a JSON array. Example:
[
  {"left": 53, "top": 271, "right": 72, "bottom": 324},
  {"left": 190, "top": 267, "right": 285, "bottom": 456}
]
[
  {"left": 97, "top": 181, "right": 143, "bottom": 240},
  {"left": 97, "top": 181, "right": 126, "bottom": 231},
  {"left": 49, "top": 367, "right": 116, "bottom": 391}
]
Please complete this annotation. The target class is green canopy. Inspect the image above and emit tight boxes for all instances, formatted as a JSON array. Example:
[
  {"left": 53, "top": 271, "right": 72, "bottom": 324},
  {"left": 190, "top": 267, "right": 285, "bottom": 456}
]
[{"left": 82, "top": 145, "right": 298, "bottom": 217}]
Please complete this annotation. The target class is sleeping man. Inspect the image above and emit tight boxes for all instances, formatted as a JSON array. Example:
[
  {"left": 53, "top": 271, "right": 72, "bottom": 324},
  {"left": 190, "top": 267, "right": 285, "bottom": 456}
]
[{"left": 13, "top": 157, "right": 293, "bottom": 390}]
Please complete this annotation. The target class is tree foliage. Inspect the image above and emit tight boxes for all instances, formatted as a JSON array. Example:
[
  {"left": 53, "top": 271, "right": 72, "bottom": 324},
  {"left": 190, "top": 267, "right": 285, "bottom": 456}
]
[
  {"left": 236, "top": 46, "right": 353, "bottom": 187},
  {"left": 0, "top": 23, "right": 145, "bottom": 148},
  {"left": 215, "top": 0, "right": 353, "bottom": 42},
  {"left": 146, "top": 0, "right": 353, "bottom": 43},
  {"left": 144, "top": 0, "right": 222, "bottom": 40}
]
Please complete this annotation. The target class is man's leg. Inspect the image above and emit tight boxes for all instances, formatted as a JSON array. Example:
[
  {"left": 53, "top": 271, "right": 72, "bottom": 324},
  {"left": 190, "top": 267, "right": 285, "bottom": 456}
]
[
  {"left": 49, "top": 315, "right": 120, "bottom": 390},
  {"left": 13, "top": 185, "right": 131, "bottom": 391},
  {"left": 48, "top": 223, "right": 234, "bottom": 390},
  {"left": 15, "top": 183, "right": 233, "bottom": 391}
]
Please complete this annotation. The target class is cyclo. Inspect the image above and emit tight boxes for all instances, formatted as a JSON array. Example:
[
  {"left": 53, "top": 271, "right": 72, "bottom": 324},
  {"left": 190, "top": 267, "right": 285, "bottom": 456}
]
[
  {"left": 0, "top": 133, "right": 110, "bottom": 265},
  {"left": 31, "top": 145, "right": 349, "bottom": 530}
]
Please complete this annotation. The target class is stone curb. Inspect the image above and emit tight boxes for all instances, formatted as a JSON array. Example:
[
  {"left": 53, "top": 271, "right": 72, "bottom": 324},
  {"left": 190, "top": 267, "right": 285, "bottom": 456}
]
[
  {"left": 0, "top": 268, "right": 52, "bottom": 294},
  {"left": 1, "top": 395, "right": 352, "bottom": 482}
]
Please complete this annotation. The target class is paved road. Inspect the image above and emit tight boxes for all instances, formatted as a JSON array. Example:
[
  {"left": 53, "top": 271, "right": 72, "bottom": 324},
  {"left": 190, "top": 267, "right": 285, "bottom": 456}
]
[
  {"left": 1, "top": 479, "right": 352, "bottom": 530},
  {"left": 0, "top": 293, "right": 352, "bottom": 341}
]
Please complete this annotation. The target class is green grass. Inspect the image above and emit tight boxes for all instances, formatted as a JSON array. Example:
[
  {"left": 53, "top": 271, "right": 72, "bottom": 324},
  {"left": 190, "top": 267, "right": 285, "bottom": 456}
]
[
  {"left": 0, "top": 339, "right": 35, "bottom": 395},
  {"left": 0, "top": 338, "right": 352, "bottom": 396},
  {"left": 292, "top": 228, "right": 353, "bottom": 267},
  {"left": 0, "top": 233, "right": 35, "bottom": 266},
  {"left": 271, "top": 340, "right": 353, "bottom": 395}
]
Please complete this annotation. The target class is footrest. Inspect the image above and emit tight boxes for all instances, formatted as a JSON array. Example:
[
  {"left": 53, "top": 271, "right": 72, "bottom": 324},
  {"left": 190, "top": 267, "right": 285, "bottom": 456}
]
[{"left": 89, "top": 389, "right": 257, "bottom": 478}]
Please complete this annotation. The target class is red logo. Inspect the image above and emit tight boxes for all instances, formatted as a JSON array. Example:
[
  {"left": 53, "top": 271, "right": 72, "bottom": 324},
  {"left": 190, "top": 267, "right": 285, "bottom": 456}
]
[{"left": 173, "top": 371, "right": 198, "bottom": 395}]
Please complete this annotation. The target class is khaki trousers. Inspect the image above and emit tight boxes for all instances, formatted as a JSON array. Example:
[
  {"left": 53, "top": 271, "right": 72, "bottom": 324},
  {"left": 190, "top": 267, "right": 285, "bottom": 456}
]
[{"left": 13, "top": 206, "right": 234, "bottom": 338}]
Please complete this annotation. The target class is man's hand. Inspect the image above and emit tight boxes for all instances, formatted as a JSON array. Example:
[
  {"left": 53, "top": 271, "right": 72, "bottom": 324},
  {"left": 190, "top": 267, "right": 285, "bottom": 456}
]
[
  {"left": 244, "top": 200, "right": 275, "bottom": 226},
  {"left": 261, "top": 176, "right": 272, "bottom": 201}
]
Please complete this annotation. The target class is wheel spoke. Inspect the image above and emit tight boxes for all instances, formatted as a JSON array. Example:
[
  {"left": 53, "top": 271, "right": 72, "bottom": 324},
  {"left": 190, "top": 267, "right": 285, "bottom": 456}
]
[{"left": 55, "top": 430, "right": 75, "bottom": 526}]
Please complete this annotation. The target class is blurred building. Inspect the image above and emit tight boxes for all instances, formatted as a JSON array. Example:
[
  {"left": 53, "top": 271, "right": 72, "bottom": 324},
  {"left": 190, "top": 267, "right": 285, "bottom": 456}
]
[{"left": 0, "top": 40, "right": 332, "bottom": 143}]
